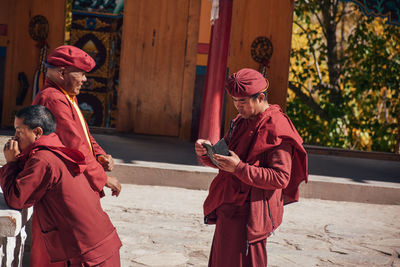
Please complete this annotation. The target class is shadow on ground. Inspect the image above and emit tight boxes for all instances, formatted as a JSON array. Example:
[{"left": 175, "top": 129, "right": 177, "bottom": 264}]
[
  {"left": 93, "top": 133, "right": 400, "bottom": 184},
  {"left": 1, "top": 129, "right": 398, "bottom": 184}
]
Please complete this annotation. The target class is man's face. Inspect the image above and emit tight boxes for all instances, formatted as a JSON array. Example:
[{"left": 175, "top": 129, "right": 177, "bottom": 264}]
[
  {"left": 14, "top": 117, "right": 37, "bottom": 151},
  {"left": 62, "top": 67, "right": 87, "bottom": 96},
  {"left": 232, "top": 95, "right": 262, "bottom": 119}
]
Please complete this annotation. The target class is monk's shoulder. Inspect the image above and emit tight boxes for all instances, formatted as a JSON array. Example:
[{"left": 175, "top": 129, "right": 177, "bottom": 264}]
[
  {"left": 30, "top": 149, "right": 57, "bottom": 163},
  {"left": 34, "top": 87, "right": 65, "bottom": 104},
  {"left": 262, "top": 106, "right": 291, "bottom": 129}
]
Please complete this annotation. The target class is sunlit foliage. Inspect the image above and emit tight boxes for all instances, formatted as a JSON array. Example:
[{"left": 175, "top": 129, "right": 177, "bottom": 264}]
[{"left": 287, "top": 0, "right": 400, "bottom": 152}]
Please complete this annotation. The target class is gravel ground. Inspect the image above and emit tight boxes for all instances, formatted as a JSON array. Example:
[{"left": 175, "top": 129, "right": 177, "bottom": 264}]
[
  {"left": 1, "top": 133, "right": 399, "bottom": 266},
  {"left": 101, "top": 184, "right": 400, "bottom": 267}
]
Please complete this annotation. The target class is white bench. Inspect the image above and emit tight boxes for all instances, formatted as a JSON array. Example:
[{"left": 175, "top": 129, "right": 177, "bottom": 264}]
[{"left": 0, "top": 188, "right": 32, "bottom": 267}]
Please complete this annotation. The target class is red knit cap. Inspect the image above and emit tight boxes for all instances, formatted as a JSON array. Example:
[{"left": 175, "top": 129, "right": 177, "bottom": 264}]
[
  {"left": 46, "top": 45, "right": 95, "bottom": 72},
  {"left": 225, "top": 68, "right": 269, "bottom": 97}
]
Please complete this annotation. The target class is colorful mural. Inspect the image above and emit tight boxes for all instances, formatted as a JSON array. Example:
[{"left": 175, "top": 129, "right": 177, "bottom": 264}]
[
  {"left": 72, "top": 0, "right": 124, "bottom": 14},
  {"left": 70, "top": 10, "right": 122, "bottom": 127},
  {"left": 341, "top": 0, "right": 400, "bottom": 26}
]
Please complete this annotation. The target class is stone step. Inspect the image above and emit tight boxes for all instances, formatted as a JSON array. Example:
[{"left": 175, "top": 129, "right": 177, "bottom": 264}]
[{"left": 109, "top": 161, "right": 400, "bottom": 205}]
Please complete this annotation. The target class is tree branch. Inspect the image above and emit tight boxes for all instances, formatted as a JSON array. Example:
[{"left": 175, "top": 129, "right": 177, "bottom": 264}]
[
  {"left": 288, "top": 82, "right": 330, "bottom": 121},
  {"left": 293, "top": 21, "right": 323, "bottom": 84},
  {"left": 314, "top": 12, "right": 328, "bottom": 40}
]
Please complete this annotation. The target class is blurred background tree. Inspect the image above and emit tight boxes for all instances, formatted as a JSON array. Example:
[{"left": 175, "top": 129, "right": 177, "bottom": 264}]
[{"left": 287, "top": 0, "right": 400, "bottom": 153}]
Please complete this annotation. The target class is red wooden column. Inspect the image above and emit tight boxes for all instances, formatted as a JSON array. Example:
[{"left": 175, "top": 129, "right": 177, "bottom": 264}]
[{"left": 198, "top": 0, "right": 233, "bottom": 144}]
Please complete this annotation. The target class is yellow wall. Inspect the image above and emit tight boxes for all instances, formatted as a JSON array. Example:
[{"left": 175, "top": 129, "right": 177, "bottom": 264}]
[
  {"left": 196, "top": 0, "right": 211, "bottom": 66},
  {"left": 198, "top": 0, "right": 212, "bottom": 44}
]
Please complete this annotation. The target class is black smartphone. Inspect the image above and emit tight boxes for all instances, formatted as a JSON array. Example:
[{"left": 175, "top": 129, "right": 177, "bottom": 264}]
[{"left": 202, "top": 139, "right": 230, "bottom": 166}]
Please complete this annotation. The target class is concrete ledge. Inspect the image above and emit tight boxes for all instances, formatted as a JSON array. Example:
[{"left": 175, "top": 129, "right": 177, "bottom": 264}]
[
  {"left": 110, "top": 161, "right": 216, "bottom": 190},
  {"left": 305, "top": 144, "right": 400, "bottom": 161},
  {"left": 110, "top": 161, "right": 400, "bottom": 205},
  {"left": 0, "top": 189, "right": 32, "bottom": 267},
  {"left": 300, "top": 175, "right": 400, "bottom": 205},
  {"left": 0, "top": 190, "right": 23, "bottom": 237},
  {"left": 0, "top": 210, "right": 21, "bottom": 237}
]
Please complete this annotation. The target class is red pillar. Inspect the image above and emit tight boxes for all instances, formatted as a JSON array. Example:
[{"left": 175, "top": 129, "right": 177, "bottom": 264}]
[{"left": 198, "top": 0, "right": 233, "bottom": 144}]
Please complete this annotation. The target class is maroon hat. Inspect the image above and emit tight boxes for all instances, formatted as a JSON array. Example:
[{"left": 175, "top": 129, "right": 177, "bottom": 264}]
[
  {"left": 46, "top": 45, "right": 96, "bottom": 72},
  {"left": 225, "top": 68, "right": 269, "bottom": 97}
]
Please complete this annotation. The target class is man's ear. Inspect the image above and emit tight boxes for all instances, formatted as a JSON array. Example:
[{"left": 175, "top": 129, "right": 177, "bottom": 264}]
[
  {"left": 258, "top": 93, "right": 266, "bottom": 102},
  {"left": 33, "top": 127, "right": 44, "bottom": 140},
  {"left": 58, "top": 67, "right": 66, "bottom": 79}
]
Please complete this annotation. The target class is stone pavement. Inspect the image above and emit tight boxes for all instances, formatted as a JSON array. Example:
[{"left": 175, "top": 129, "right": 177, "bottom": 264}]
[
  {"left": 101, "top": 185, "right": 400, "bottom": 267},
  {"left": 0, "top": 130, "right": 399, "bottom": 266}
]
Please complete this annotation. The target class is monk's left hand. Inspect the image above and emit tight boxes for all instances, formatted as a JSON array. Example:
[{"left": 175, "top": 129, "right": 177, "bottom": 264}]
[
  {"left": 3, "top": 138, "right": 20, "bottom": 163},
  {"left": 97, "top": 154, "right": 114, "bottom": 171},
  {"left": 105, "top": 176, "right": 121, "bottom": 197},
  {"left": 213, "top": 150, "right": 241, "bottom": 173}
]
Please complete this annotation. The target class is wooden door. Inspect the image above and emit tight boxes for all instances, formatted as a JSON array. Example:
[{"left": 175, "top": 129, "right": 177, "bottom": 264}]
[
  {"left": 225, "top": 0, "right": 295, "bottom": 130},
  {"left": 1, "top": 0, "right": 66, "bottom": 127},
  {"left": 118, "top": 0, "right": 200, "bottom": 137}
]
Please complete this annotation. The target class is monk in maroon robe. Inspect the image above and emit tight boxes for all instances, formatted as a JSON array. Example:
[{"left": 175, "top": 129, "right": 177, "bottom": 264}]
[
  {"left": 0, "top": 105, "right": 121, "bottom": 266},
  {"left": 195, "top": 68, "right": 308, "bottom": 267},
  {"left": 31, "top": 45, "right": 121, "bottom": 266}
]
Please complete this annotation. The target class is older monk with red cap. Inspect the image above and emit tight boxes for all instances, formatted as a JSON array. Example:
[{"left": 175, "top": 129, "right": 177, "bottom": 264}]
[
  {"left": 32, "top": 45, "right": 122, "bottom": 266},
  {"left": 195, "top": 68, "right": 308, "bottom": 267}
]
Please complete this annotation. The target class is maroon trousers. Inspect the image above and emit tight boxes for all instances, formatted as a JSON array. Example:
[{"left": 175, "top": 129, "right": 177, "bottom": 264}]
[{"left": 208, "top": 204, "right": 267, "bottom": 267}]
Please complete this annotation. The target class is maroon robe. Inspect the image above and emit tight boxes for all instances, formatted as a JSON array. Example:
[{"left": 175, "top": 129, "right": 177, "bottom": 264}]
[
  {"left": 201, "top": 105, "right": 308, "bottom": 266},
  {"left": 33, "top": 79, "right": 108, "bottom": 193},
  {"left": 0, "top": 134, "right": 121, "bottom": 265},
  {"left": 32, "top": 79, "right": 110, "bottom": 266}
]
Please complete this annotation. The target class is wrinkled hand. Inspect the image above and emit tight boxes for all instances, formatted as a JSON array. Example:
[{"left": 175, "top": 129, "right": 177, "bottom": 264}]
[
  {"left": 105, "top": 176, "right": 121, "bottom": 197},
  {"left": 3, "top": 139, "right": 20, "bottom": 163},
  {"left": 195, "top": 139, "right": 212, "bottom": 157},
  {"left": 213, "top": 150, "right": 241, "bottom": 173},
  {"left": 98, "top": 154, "right": 114, "bottom": 171}
]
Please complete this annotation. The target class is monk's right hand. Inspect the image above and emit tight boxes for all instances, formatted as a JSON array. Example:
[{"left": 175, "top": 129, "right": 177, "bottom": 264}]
[
  {"left": 3, "top": 138, "right": 20, "bottom": 163},
  {"left": 195, "top": 139, "right": 212, "bottom": 157},
  {"left": 105, "top": 176, "right": 122, "bottom": 197}
]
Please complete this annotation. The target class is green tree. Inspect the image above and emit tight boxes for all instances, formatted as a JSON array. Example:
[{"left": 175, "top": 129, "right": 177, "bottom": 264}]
[{"left": 287, "top": 0, "right": 400, "bottom": 152}]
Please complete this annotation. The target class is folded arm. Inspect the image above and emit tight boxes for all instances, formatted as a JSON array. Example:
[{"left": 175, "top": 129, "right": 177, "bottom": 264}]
[
  {"left": 214, "top": 142, "right": 293, "bottom": 190},
  {"left": 0, "top": 157, "right": 51, "bottom": 209},
  {"left": 234, "top": 142, "right": 293, "bottom": 190}
]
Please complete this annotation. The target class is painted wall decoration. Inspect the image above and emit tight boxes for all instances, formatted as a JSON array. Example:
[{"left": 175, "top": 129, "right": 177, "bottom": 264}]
[
  {"left": 28, "top": 15, "right": 49, "bottom": 101},
  {"left": 250, "top": 36, "right": 273, "bottom": 78},
  {"left": 70, "top": 10, "right": 122, "bottom": 127},
  {"left": 72, "top": 0, "right": 124, "bottom": 15},
  {"left": 341, "top": 0, "right": 400, "bottom": 26}
]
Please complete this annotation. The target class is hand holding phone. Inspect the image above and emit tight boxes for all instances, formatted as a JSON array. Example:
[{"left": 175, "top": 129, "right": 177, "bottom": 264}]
[{"left": 202, "top": 139, "right": 230, "bottom": 166}]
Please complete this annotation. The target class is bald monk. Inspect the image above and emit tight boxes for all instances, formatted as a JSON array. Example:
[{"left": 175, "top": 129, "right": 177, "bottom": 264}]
[
  {"left": 195, "top": 68, "right": 308, "bottom": 267},
  {"left": 0, "top": 105, "right": 121, "bottom": 266},
  {"left": 32, "top": 45, "right": 121, "bottom": 266}
]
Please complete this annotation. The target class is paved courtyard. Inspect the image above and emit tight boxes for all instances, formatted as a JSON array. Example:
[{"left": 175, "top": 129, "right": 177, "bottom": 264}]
[
  {"left": 101, "top": 184, "right": 400, "bottom": 267},
  {"left": 0, "top": 132, "right": 399, "bottom": 266}
]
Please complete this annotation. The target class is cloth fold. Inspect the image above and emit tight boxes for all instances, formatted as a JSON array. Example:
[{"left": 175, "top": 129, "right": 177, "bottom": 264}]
[{"left": 17, "top": 133, "right": 86, "bottom": 176}]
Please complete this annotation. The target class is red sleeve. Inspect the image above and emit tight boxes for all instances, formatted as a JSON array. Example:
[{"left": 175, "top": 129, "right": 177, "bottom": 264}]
[
  {"left": 89, "top": 133, "right": 106, "bottom": 157},
  {"left": 233, "top": 142, "right": 293, "bottom": 190},
  {"left": 0, "top": 158, "right": 52, "bottom": 210},
  {"left": 40, "top": 99, "right": 107, "bottom": 192}
]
